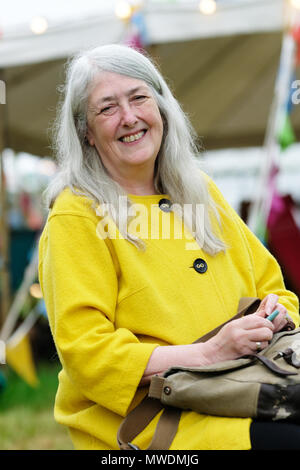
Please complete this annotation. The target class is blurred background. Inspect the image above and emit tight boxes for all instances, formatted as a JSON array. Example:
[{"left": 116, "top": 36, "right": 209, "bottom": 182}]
[{"left": 0, "top": 0, "right": 300, "bottom": 450}]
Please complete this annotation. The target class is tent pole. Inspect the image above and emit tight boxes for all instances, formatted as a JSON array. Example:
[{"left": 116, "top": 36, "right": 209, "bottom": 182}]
[{"left": 0, "top": 68, "right": 11, "bottom": 328}]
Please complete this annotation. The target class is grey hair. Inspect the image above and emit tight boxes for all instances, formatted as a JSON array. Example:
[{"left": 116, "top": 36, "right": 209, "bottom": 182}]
[{"left": 44, "top": 44, "right": 226, "bottom": 255}]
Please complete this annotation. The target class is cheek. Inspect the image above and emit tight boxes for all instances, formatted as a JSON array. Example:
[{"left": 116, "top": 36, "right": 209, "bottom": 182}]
[
  {"left": 156, "top": 115, "right": 164, "bottom": 146},
  {"left": 92, "top": 122, "right": 117, "bottom": 149},
  {"left": 150, "top": 109, "right": 164, "bottom": 138}
]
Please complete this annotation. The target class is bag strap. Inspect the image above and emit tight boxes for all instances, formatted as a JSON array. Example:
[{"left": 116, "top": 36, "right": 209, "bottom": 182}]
[
  {"left": 117, "top": 297, "right": 260, "bottom": 450},
  {"left": 117, "top": 395, "right": 181, "bottom": 450}
]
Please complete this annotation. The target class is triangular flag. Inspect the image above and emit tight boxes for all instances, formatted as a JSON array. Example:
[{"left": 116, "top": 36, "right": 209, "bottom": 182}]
[
  {"left": 278, "top": 115, "right": 296, "bottom": 150},
  {"left": 6, "top": 334, "right": 39, "bottom": 387},
  {"left": 292, "top": 25, "right": 300, "bottom": 65}
]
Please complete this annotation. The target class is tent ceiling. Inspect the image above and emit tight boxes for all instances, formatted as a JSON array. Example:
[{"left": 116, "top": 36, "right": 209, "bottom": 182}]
[
  {"left": 151, "top": 31, "right": 300, "bottom": 149},
  {"left": 2, "top": 30, "right": 299, "bottom": 157},
  {"left": 0, "top": 0, "right": 285, "bottom": 68},
  {"left": 3, "top": 59, "right": 65, "bottom": 157}
]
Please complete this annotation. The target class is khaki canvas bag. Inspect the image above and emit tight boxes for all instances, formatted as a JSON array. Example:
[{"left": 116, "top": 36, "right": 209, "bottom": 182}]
[{"left": 117, "top": 297, "right": 300, "bottom": 450}]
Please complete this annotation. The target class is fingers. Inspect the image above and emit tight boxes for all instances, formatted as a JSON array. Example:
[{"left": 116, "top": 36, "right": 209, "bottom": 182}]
[
  {"left": 270, "top": 304, "right": 288, "bottom": 332},
  {"left": 264, "top": 294, "right": 279, "bottom": 315},
  {"left": 245, "top": 320, "right": 274, "bottom": 353},
  {"left": 250, "top": 340, "right": 269, "bottom": 353},
  {"left": 256, "top": 294, "right": 289, "bottom": 332},
  {"left": 213, "top": 298, "right": 290, "bottom": 361},
  {"left": 248, "top": 326, "right": 274, "bottom": 342},
  {"left": 257, "top": 294, "right": 278, "bottom": 316},
  {"left": 221, "top": 316, "right": 274, "bottom": 357},
  {"left": 238, "top": 313, "right": 275, "bottom": 332},
  {"left": 233, "top": 330, "right": 272, "bottom": 356},
  {"left": 258, "top": 303, "right": 288, "bottom": 332}
]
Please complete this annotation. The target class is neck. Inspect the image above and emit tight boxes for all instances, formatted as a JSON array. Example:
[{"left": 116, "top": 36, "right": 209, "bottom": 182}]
[
  {"left": 109, "top": 166, "right": 158, "bottom": 196},
  {"left": 124, "top": 181, "right": 158, "bottom": 196}
]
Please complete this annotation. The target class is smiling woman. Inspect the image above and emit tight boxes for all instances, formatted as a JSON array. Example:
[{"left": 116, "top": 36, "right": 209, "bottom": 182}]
[
  {"left": 38, "top": 44, "right": 300, "bottom": 450},
  {"left": 86, "top": 72, "right": 164, "bottom": 194}
]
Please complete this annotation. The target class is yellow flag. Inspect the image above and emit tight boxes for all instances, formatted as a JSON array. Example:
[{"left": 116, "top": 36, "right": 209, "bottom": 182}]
[{"left": 6, "top": 334, "right": 39, "bottom": 387}]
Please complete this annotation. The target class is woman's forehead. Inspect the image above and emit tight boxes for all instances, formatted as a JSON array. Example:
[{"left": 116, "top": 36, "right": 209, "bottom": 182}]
[{"left": 88, "top": 72, "right": 150, "bottom": 105}]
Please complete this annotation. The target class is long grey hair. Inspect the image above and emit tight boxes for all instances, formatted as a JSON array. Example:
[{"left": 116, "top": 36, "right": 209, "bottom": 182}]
[{"left": 44, "top": 43, "right": 226, "bottom": 255}]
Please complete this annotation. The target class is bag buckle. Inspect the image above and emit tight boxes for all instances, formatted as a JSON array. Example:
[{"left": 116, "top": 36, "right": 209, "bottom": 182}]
[{"left": 127, "top": 442, "right": 140, "bottom": 450}]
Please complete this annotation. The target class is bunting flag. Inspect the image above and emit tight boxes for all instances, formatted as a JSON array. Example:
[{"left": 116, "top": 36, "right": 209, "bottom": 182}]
[
  {"left": 5, "top": 311, "right": 39, "bottom": 388},
  {"left": 0, "top": 241, "right": 41, "bottom": 388},
  {"left": 0, "top": 244, "right": 39, "bottom": 342},
  {"left": 121, "top": 4, "right": 149, "bottom": 52},
  {"left": 131, "top": 11, "right": 149, "bottom": 45},
  {"left": 6, "top": 333, "right": 39, "bottom": 388},
  {"left": 278, "top": 113, "right": 296, "bottom": 150},
  {"left": 292, "top": 25, "right": 300, "bottom": 65}
]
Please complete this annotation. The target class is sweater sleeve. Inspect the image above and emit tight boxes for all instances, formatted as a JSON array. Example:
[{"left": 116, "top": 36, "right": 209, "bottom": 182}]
[
  {"left": 206, "top": 175, "right": 300, "bottom": 327},
  {"left": 38, "top": 212, "right": 159, "bottom": 417}
]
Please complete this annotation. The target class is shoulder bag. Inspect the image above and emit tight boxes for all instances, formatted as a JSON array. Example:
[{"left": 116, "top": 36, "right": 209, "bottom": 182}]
[{"left": 117, "top": 297, "right": 299, "bottom": 450}]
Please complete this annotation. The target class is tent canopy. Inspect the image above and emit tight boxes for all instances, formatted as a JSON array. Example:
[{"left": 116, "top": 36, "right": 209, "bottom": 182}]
[{"left": 0, "top": 0, "right": 299, "bottom": 156}]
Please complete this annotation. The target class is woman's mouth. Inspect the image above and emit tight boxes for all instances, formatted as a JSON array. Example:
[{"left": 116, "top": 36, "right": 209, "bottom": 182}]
[{"left": 119, "top": 130, "right": 147, "bottom": 143}]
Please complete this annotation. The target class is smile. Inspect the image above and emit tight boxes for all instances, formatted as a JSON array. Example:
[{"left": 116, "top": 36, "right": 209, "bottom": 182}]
[{"left": 120, "top": 130, "right": 146, "bottom": 143}]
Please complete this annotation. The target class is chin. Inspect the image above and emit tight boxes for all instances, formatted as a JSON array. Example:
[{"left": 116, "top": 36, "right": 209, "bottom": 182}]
[{"left": 125, "top": 153, "right": 156, "bottom": 166}]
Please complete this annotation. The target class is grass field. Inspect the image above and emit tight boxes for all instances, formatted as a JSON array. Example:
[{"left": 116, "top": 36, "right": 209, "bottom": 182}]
[{"left": 0, "top": 361, "right": 73, "bottom": 450}]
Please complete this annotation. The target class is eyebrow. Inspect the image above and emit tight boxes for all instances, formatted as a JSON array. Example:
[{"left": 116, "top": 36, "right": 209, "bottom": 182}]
[{"left": 94, "top": 86, "right": 149, "bottom": 106}]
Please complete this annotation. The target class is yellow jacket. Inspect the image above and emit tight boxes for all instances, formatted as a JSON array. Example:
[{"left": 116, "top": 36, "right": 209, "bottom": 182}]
[{"left": 38, "top": 175, "right": 299, "bottom": 450}]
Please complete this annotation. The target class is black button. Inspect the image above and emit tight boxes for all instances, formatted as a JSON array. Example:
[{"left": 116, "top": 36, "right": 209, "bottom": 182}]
[
  {"left": 193, "top": 258, "right": 207, "bottom": 274},
  {"left": 159, "top": 198, "right": 172, "bottom": 212}
]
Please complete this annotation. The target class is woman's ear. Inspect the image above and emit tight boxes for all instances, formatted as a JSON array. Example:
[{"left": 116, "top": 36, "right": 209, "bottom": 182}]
[{"left": 86, "top": 126, "right": 95, "bottom": 146}]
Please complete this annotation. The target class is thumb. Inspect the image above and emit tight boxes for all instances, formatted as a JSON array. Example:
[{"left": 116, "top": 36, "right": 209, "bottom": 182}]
[{"left": 257, "top": 294, "right": 278, "bottom": 316}]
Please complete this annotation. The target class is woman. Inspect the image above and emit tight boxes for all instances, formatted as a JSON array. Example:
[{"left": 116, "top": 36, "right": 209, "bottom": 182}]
[{"left": 39, "top": 44, "right": 300, "bottom": 450}]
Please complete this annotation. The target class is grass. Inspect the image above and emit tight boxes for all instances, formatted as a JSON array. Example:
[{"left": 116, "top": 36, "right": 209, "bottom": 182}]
[
  {"left": 0, "top": 361, "right": 73, "bottom": 450},
  {"left": 0, "top": 407, "right": 73, "bottom": 450}
]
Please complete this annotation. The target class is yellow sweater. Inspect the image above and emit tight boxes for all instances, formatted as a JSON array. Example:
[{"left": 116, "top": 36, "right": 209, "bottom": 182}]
[{"left": 38, "top": 175, "right": 299, "bottom": 450}]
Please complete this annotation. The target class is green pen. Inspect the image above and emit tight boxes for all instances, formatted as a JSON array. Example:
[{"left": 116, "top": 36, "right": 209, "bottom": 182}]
[{"left": 266, "top": 309, "right": 280, "bottom": 322}]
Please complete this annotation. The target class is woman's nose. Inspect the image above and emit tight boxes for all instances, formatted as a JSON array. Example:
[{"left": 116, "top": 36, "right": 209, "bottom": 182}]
[{"left": 120, "top": 103, "right": 138, "bottom": 127}]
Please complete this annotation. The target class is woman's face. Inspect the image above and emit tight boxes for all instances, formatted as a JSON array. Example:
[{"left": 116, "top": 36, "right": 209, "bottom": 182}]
[{"left": 86, "top": 71, "right": 164, "bottom": 180}]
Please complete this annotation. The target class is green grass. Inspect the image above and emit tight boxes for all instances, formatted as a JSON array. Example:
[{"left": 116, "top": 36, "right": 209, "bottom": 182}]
[
  {"left": 0, "top": 361, "right": 60, "bottom": 411},
  {"left": 0, "top": 361, "right": 73, "bottom": 450},
  {"left": 0, "top": 406, "right": 73, "bottom": 450}
]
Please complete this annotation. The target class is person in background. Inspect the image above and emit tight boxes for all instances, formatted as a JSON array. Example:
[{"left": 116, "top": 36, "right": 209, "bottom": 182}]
[{"left": 38, "top": 44, "right": 300, "bottom": 450}]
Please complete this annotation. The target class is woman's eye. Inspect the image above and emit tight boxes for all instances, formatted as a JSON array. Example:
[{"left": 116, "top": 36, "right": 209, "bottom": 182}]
[
  {"left": 134, "top": 95, "right": 147, "bottom": 102},
  {"left": 100, "top": 105, "right": 116, "bottom": 115}
]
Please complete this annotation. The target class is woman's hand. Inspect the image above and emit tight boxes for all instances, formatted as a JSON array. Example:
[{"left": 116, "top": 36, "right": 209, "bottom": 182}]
[
  {"left": 255, "top": 294, "right": 289, "bottom": 333},
  {"left": 203, "top": 313, "right": 275, "bottom": 363},
  {"left": 202, "top": 294, "right": 290, "bottom": 364},
  {"left": 141, "top": 294, "right": 291, "bottom": 385}
]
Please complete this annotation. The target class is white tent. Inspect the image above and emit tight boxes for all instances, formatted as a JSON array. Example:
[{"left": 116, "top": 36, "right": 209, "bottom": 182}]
[
  {"left": 0, "top": 0, "right": 286, "bottom": 67},
  {"left": 0, "top": 0, "right": 299, "bottom": 156},
  {"left": 0, "top": 0, "right": 299, "bottom": 321}
]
